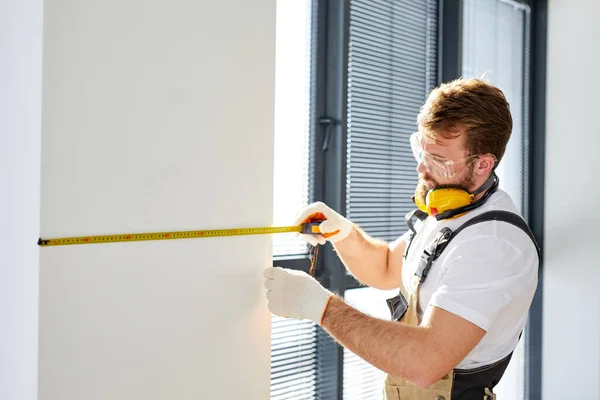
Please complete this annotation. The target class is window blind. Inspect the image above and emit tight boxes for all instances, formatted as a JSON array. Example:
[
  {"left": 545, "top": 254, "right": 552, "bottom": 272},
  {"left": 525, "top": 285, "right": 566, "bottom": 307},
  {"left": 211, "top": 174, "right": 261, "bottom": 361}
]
[
  {"left": 345, "top": 0, "right": 438, "bottom": 244},
  {"left": 344, "top": 0, "right": 438, "bottom": 398},
  {"left": 270, "top": 317, "right": 317, "bottom": 400}
]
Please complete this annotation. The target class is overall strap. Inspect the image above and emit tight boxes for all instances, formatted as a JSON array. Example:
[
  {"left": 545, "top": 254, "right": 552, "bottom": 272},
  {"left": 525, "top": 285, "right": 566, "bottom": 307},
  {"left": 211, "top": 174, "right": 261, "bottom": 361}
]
[
  {"left": 417, "top": 210, "right": 541, "bottom": 285},
  {"left": 387, "top": 209, "right": 540, "bottom": 322},
  {"left": 446, "top": 210, "right": 541, "bottom": 259},
  {"left": 403, "top": 209, "right": 428, "bottom": 261}
]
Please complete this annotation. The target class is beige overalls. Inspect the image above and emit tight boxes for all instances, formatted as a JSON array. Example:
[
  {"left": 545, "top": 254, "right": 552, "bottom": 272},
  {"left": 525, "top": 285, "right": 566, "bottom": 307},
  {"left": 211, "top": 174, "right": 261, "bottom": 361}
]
[
  {"left": 383, "top": 272, "right": 504, "bottom": 400},
  {"left": 382, "top": 209, "right": 533, "bottom": 400}
]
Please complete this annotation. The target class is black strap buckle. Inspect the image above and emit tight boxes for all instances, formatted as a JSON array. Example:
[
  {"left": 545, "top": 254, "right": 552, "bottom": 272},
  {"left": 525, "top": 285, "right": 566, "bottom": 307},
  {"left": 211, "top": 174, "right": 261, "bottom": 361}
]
[
  {"left": 386, "top": 292, "right": 409, "bottom": 321},
  {"left": 415, "top": 227, "right": 452, "bottom": 280}
]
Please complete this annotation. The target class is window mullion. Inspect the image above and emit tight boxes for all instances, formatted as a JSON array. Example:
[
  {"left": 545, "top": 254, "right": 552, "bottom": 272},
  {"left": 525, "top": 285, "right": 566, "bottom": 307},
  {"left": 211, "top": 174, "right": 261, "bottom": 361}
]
[
  {"left": 524, "top": 0, "right": 546, "bottom": 398},
  {"left": 314, "top": 0, "right": 349, "bottom": 399}
]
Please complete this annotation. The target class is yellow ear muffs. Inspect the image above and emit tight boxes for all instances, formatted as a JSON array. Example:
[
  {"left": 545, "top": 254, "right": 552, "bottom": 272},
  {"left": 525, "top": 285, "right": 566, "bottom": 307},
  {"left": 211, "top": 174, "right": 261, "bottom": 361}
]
[
  {"left": 412, "top": 173, "right": 500, "bottom": 220},
  {"left": 416, "top": 188, "right": 474, "bottom": 218}
]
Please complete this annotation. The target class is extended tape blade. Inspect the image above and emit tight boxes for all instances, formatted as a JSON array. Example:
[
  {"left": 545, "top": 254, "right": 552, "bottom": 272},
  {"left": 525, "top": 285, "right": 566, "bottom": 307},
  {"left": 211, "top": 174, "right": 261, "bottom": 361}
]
[{"left": 37, "top": 222, "right": 322, "bottom": 247}]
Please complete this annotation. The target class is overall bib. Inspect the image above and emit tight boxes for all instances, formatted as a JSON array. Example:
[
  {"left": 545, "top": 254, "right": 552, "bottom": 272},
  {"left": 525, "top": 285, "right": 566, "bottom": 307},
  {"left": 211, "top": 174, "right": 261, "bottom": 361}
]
[
  {"left": 383, "top": 273, "right": 512, "bottom": 400},
  {"left": 383, "top": 210, "right": 540, "bottom": 400}
]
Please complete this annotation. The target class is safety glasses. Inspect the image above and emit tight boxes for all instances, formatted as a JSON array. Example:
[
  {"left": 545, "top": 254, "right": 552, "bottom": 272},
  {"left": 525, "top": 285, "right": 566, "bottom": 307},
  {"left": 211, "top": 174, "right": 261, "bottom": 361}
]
[{"left": 410, "top": 131, "right": 481, "bottom": 179}]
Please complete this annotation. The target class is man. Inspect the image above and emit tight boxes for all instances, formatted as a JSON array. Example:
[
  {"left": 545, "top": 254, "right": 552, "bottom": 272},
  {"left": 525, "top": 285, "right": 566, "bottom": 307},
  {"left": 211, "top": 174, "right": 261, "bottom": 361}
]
[{"left": 263, "top": 78, "right": 539, "bottom": 399}]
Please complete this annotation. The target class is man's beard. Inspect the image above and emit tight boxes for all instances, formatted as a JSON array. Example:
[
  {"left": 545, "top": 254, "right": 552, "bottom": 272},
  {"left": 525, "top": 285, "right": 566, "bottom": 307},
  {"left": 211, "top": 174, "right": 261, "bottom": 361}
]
[{"left": 416, "top": 163, "right": 476, "bottom": 205}]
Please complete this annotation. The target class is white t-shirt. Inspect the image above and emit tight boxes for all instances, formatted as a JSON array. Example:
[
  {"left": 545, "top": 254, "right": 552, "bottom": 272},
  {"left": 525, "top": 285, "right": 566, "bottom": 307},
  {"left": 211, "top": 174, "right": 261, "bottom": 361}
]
[{"left": 399, "top": 189, "right": 539, "bottom": 369}]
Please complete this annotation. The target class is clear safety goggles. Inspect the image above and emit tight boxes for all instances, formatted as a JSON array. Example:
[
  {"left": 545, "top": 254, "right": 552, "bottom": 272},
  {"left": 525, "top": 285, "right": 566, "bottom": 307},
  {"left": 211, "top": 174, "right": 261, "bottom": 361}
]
[{"left": 410, "top": 131, "right": 480, "bottom": 179}]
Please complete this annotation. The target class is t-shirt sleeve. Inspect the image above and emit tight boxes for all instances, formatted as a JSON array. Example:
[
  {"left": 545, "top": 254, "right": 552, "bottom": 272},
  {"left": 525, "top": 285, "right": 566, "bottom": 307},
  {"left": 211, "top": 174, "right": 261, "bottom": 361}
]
[{"left": 427, "top": 236, "right": 531, "bottom": 331}]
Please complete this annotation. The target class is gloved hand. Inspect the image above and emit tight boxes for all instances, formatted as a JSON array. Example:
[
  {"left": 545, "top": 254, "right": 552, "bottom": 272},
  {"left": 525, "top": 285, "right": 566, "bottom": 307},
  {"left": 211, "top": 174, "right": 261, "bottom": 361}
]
[
  {"left": 264, "top": 266, "right": 334, "bottom": 325},
  {"left": 294, "top": 202, "right": 353, "bottom": 246}
]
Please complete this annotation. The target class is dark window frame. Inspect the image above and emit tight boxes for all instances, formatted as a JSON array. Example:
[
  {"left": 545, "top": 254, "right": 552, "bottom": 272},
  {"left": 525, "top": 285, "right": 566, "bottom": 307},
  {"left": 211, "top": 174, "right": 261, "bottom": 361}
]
[{"left": 523, "top": 1, "right": 546, "bottom": 399}]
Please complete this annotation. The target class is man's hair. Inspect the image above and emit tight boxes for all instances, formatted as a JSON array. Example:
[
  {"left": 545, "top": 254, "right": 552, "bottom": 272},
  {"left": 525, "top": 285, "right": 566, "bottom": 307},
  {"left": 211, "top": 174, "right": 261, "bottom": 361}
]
[{"left": 417, "top": 77, "right": 513, "bottom": 165}]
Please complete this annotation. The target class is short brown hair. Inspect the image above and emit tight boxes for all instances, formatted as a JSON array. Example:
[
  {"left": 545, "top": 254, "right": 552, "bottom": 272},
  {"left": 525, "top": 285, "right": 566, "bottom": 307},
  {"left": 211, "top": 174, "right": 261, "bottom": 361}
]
[{"left": 417, "top": 77, "right": 513, "bottom": 165}]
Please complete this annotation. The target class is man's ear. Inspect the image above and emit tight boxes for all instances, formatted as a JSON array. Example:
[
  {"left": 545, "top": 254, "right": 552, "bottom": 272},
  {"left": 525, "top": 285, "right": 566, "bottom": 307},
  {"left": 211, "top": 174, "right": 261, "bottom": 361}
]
[{"left": 475, "top": 154, "right": 496, "bottom": 175}]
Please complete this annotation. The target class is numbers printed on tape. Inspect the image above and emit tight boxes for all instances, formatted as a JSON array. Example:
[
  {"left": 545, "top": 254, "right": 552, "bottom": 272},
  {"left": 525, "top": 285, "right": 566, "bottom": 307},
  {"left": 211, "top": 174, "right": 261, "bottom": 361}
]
[{"left": 37, "top": 225, "right": 309, "bottom": 247}]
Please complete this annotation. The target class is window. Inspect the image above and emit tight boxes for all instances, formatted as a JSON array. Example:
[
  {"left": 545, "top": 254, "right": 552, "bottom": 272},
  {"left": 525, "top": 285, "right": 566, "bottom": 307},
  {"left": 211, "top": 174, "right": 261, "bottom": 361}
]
[
  {"left": 272, "top": 0, "right": 439, "bottom": 398},
  {"left": 271, "top": 0, "right": 541, "bottom": 399},
  {"left": 461, "top": 1, "right": 532, "bottom": 398}
]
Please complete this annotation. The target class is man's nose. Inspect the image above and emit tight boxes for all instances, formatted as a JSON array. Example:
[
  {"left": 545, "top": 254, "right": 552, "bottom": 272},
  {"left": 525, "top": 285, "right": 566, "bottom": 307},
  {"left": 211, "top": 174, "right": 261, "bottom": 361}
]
[{"left": 416, "top": 161, "right": 426, "bottom": 174}]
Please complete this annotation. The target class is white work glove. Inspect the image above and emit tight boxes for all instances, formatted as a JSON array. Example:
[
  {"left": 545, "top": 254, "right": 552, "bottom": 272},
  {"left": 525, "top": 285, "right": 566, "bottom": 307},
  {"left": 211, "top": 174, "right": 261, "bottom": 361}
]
[
  {"left": 263, "top": 266, "right": 334, "bottom": 325},
  {"left": 294, "top": 202, "right": 353, "bottom": 246}
]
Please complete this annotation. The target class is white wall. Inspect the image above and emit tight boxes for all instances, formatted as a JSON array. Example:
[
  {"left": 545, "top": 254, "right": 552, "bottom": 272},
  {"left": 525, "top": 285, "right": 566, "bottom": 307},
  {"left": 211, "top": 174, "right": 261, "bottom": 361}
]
[
  {"left": 543, "top": 0, "right": 600, "bottom": 397},
  {"left": 0, "top": 0, "right": 43, "bottom": 399},
  {"left": 38, "top": 1, "right": 275, "bottom": 399}
]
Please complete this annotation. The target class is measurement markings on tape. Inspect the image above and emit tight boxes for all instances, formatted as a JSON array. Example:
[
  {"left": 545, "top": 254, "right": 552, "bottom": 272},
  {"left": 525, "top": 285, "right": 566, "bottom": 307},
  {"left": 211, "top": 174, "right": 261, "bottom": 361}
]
[{"left": 37, "top": 222, "right": 322, "bottom": 247}]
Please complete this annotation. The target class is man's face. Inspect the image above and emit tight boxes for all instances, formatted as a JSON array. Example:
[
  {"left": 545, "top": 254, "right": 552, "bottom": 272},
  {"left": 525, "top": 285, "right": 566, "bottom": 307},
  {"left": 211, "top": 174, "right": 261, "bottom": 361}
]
[{"left": 414, "top": 130, "right": 478, "bottom": 205}]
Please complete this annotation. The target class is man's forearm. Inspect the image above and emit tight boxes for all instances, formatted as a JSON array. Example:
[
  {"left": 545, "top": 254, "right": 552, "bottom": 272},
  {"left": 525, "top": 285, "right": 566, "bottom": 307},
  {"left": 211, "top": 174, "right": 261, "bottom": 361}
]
[
  {"left": 332, "top": 224, "right": 391, "bottom": 288},
  {"left": 321, "top": 296, "right": 436, "bottom": 388}
]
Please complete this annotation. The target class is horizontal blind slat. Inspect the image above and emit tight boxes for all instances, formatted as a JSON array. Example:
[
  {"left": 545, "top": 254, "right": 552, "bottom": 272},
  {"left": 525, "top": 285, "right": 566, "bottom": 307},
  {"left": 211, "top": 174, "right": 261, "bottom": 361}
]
[{"left": 270, "top": 317, "right": 317, "bottom": 400}]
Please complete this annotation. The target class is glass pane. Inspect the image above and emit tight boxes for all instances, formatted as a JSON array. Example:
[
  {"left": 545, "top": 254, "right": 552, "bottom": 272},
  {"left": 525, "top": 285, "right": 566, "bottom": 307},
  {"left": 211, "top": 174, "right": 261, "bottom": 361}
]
[
  {"left": 343, "top": 287, "right": 398, "bottom": 400},
  {"left": 462, "top": 0, "right": 531, "bottom": 217},
  {"left": 462, "top": 1, "right": 531, "bottom": 398},
  {"left": 271, "top": 2, "right": 317, "bottom": 400},
  {"left": 272, "top": 0, "right": 313, "bottom": 257}
]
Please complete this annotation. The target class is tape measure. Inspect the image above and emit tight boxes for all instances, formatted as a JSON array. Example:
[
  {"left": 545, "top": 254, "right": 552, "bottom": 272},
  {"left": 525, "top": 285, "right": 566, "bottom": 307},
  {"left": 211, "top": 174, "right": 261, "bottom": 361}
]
[{"left": 37, "top": 222, "right": 323, "bottom": 247}]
